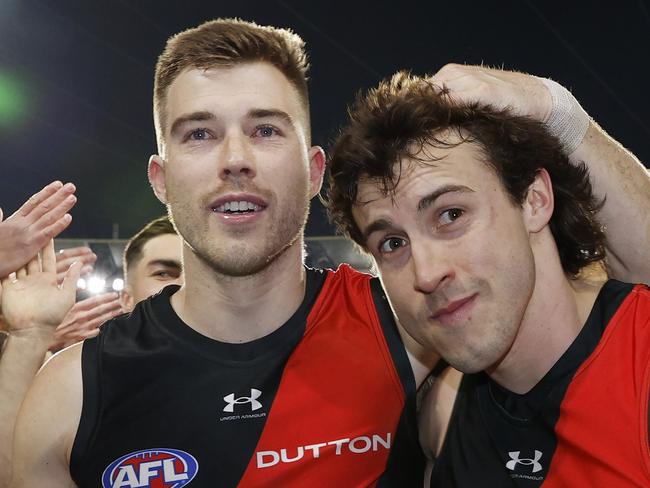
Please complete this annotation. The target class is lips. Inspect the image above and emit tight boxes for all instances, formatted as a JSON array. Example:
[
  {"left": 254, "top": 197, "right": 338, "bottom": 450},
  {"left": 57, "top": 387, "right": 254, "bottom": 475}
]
[
  {"left": 209, "top": 193, "right": 267, "bottom": 213},
  {"left": 430, "top": 294, "right": 477, "bottom": 324}
]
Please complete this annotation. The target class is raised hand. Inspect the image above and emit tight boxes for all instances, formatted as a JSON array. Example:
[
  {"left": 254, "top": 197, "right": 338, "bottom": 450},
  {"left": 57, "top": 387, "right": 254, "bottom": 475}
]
[
  {"left": 1, "top": 240, "right": 82, "bottom": 335},
  {"left": 429, "top": 64, "right": 552, "bottom": 122},
  {"left": 56, "top": 246, "right": 96, "bottom": 284},
  {"left": 0, "top": 181, "right": 77, "bottom": 279},
  {"left": 50, "top": 292, "right": 122, "bottom": 352}
]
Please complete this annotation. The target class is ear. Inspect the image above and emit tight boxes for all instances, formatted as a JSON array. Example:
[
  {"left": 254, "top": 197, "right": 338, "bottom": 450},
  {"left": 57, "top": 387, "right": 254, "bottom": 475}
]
[
  {"left": 523, "top": 168, "right": 554, "bottom": 234},
  {"left": 120, "top": 287, "right": 135, "bottom": 313},
  {"left": 148, "top": 155, "right": 168, "bottom": 204},
  {"left": 307, "top": 146, "right": 326, "bottom": 198}
]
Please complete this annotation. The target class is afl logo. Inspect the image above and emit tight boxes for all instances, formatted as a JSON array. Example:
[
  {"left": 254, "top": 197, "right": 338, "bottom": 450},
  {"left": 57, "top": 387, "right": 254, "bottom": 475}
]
[{"left": 101, "top": 448, "right": 198, "bottom": 488}]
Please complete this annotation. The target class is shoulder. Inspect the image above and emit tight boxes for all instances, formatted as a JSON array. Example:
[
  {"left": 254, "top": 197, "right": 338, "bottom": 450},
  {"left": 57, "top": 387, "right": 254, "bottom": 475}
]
[{"left": 320, "top": 263, "right": 376, "bottom": 296}]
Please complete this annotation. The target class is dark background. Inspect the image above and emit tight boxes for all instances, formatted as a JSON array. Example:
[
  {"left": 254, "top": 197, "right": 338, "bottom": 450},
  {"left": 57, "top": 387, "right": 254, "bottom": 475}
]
[{"left": 1, "top": 0, "right": 648, "bottom": 239}]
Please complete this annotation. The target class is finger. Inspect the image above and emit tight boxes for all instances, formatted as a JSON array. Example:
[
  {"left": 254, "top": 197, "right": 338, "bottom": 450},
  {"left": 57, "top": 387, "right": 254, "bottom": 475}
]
[
  {"left": 31, "top": 194, "right": 76, "bottom": 234},
  {"left": 56, "top": 323, "right": 102, "bottom": 347},
  {"left": 81, "top": 328, "right": 101, "bottom": 339},
  {"left": 57, "top": 246, "right": 94, "bottom": 261},
  {"left": 72, "top": 292, "right": 120, "bottom": 311},
  {"left": 39, "top": 213, "right": 73, "bottom": 242},
  {"left": 42, "top": 239, "right": 56, "bottom": 274},
  {"left": 2, "top": 272, "right": 17, "bottom": 287},
  {"left": 61, "top": 260, "right": 83, "bottom": 294},
  {"left": 84, "top": 299, "right": 123, "bottom": 321},
  {"left": 80, "top": 264, "right": 94, "bottom": 276},
  {"left": 16, "top": 181, "right": 63, "bottom": 217},
  {"left": 53, "top": 298, "right": 118, "bottom": 327},
  {"left": 56, "top": 248, "right": 96, "bottom": 274},
  {"left": 0, "top": 207, "right": 3, "bottom": 222},
  {"left": 57, "top": 262, "right": 94, "bottom": 284},
  {"left": 28, "top": 183, "right": 76, "bottom": 222},
  {"left": 17, "top": 264, "right": 27, "bottom": 279},
  {"left": 70, "top": 317, "right": 110, "bottom": 334},
  {"left": 26, "top": 252, "right": 40, "bottom": 275}
]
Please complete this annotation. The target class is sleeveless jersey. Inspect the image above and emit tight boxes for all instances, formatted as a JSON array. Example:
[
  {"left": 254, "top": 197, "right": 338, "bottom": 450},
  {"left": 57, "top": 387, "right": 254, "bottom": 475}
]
[
  {"left": 70, "top": 265, "right": 423, "bottom": 487},
  {"left": 431, "top": 280, "right": 650, "bottom": 487}
]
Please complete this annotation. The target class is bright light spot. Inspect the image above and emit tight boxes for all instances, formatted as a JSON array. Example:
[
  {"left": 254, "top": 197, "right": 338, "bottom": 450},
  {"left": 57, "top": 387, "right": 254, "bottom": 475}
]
[
  {"left": 112, "top": 278, "right": 124, "bottom": 292},
  {"left": 77, "top": 278, "right": 87, "bottom": 290},
  {"left": 87, "top": 276, "right": 106, "bottom": 294}
]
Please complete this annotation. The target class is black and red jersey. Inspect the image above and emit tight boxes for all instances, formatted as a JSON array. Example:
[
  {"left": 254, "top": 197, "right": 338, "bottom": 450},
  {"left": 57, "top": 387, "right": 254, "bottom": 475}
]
[
  {"left": 431, "top": 280, "right": 650, "bottom": 487},
  {"left": 70, "top": 265, "right": 423, "bottom": 487}
]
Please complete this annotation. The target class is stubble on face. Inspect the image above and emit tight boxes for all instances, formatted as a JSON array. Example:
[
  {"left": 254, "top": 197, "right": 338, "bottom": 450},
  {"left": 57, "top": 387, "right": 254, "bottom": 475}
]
[
  {"left": 160, "top": 63, "right": 314, "bottom": 279},
  {"left": 356, "top": 142, "right": 537, "bottom": 376},
  {"left": 166, "top": 175, "right": 311, "bottom": 278}
]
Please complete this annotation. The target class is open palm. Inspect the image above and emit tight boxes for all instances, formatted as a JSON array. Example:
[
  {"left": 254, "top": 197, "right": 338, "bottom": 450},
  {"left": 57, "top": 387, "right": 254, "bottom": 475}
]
[{"left": 1, "top": 240, "right": 81, "bottom": 332}]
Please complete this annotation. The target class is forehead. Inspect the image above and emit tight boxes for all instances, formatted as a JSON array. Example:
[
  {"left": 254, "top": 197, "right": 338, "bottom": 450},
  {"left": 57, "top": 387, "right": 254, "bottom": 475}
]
[
  {"left": 165, "top": 62, "right": 306, "bottom": 131},
  {"left": 138, "top": 233, "right": 182, "bottom": 265},
  {"left": 356, "top": 141, "right": 494, "bottom": 206}
]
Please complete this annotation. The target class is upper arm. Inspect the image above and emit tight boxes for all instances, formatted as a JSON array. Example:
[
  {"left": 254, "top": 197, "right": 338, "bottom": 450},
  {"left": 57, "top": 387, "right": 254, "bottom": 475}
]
[
  {"left": 10, "top": 343, "right": 83, "bottom": 488},
  {"left": 571, "top": 121, "right": 650, "bottom": 283}
]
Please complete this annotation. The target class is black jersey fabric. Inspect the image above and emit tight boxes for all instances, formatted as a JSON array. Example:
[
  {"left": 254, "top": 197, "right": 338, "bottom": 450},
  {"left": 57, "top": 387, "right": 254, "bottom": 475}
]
[
  {"left": 70, "top": 266, "right": 424, "bottom": 487},
  {"left": 430, "top": 280, "right": 650, "bottom": 487}
]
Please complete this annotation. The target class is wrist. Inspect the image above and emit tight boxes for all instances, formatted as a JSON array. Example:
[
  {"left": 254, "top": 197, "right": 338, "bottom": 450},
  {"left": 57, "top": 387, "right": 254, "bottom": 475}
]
[
  {"left": 537, "top": 77, "right": 590, "bottom": 155},
  {"left": 8, "top": 326, "right": 56, "bottom": 344}
]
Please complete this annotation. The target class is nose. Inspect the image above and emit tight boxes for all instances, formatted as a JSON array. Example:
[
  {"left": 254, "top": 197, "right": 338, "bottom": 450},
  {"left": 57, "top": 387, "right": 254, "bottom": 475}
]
[
  {"left": 220, "top": 131, "right": 256, "bottom": 180},
  {"left": 411, "top": 242, "right": 454, "bottom": 294}
]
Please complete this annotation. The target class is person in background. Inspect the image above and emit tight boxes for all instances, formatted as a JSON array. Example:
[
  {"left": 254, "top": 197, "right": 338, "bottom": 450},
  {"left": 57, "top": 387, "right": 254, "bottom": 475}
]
[
  {"left": 119, "top": 215, "right": 183, "bottom": 312},
  {"left": 46, "top": 246, "right": 117, "bottom": 352},
  {"left": 0, "top": 182, "right": 82, "bottom": 485},
  {"left": 49, "top": 216, "right": 182, "bottom": 351}
]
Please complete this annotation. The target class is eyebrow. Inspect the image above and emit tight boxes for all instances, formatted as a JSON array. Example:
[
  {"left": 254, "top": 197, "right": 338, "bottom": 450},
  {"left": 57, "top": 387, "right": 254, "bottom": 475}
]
[
  {"left": 360, "top": 184, "right": 475, "bottom": 242},
  {"left": 146, "top": 259, "right": 182, "bottom": 269},
  {"left": 416, "top": 184, "right": 474, "bottom": 211},
  {"left": 247, "top": 108, "right": 295, "bottom": 128},
  {"left": 169, "top": 111, "right": 215, "bottom": 137},
  {"left": 361, "top": 218, "right": 394, "bottom": 243},
  {"left": 169, "top": 108, "right": 296, "bottom": 138}
]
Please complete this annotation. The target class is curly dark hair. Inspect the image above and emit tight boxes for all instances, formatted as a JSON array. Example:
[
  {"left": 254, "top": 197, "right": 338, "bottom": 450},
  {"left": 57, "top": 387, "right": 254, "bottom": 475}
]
[{"left": 325, "top": 71, "right": 605, "bottom": 276}]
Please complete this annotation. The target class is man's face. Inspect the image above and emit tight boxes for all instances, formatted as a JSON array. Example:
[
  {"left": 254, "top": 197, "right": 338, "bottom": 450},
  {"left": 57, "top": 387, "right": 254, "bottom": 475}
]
[
  {"left": 121, "top": 233, "right": 183, "bottom": 311},
  {"left": 149, "top": 62, "right": 324, "bottom": 277},
  {"left": 351, "top": 140, "right": 537, "bottom": 374}
]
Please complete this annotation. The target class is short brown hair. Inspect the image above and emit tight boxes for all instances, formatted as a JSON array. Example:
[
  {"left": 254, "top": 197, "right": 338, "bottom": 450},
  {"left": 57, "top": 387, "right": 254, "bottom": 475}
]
[
  {"left": 326, "top": 71, "right": 605, "bottom": 276},
  {"left": 154, "top": 18, "right": 310, "bottom": 153},
  {"left": 123, "top": 216, "right": 177, "bottom": 277}
]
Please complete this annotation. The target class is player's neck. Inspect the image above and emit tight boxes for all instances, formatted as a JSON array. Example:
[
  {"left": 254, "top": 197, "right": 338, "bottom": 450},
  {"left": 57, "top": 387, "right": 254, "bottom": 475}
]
[
  {"left": 486, "top": 237, "right": 605, "bottom": 394},
  {"left": 171, "top": 239, "right": 307, "bottom": 344}
]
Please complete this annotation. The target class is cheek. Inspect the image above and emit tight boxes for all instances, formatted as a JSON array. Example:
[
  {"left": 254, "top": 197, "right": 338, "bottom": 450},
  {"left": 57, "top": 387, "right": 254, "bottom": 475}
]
[
  {"left": 131, "top": 276, "right": 160, "bottom": 298},
  {"left": 379, "top": 269, "right": 418, "bottom": 319}
]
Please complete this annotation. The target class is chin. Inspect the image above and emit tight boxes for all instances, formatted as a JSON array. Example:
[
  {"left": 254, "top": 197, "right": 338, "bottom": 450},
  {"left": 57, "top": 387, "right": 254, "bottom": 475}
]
[{"left": 445, "top": 351, "right": 494, "bottom": 375}]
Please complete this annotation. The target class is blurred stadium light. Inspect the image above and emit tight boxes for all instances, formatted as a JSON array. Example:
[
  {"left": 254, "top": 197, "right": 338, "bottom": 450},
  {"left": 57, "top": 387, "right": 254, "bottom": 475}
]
[{"left": 56, "top": 236, "right": 374, "bottom": 298}]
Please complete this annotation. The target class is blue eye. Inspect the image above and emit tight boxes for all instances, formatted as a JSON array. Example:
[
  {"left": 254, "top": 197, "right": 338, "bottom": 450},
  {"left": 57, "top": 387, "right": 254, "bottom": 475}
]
[
  {"left": 379, "top": 237, "right": 407, "bottom": 254},
  {"left": 188, "top": 128, "right": 210, "bottom": 140},
  {"left": 254, "top": 125, "right": 279, "bottom": 137},
  {"left": 439, "top": 208, "right": 464, "bottom": 225}
]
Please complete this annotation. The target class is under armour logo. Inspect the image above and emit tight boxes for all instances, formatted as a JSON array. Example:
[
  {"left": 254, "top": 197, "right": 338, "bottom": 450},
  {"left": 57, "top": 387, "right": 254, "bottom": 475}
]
[
  {"left": 506, "top": 450, "right": 543, "bottom": 473},
  {"left": 223, "top": 388, "right": 263, "bottom": 412}
]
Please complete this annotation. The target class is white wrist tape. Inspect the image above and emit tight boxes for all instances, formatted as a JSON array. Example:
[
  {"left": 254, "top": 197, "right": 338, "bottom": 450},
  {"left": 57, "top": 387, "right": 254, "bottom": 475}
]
[{"left": 538, "top": 77, "right": 590, "bottom": 155}]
